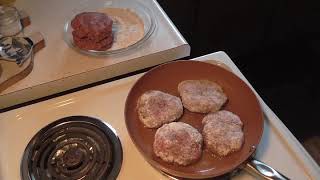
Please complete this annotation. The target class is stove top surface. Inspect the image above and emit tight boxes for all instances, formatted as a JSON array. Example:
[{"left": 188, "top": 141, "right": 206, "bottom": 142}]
[
  {"left": 1, "top": 55, "right": 318, "bottom": 180},
  {"left": 20, "top": 116, "right": 122, "bottom": 180},
  {"left": 0, "top": 74, "right": 171, "bottom": 180}
]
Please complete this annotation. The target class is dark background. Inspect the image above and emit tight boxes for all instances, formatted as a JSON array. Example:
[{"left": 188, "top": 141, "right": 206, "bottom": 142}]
[{"left": 157, "top": 0, "right": 320, "bottom": 163}]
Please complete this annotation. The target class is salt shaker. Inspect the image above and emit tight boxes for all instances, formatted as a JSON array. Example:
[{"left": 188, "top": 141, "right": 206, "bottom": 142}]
[{"left": 0, "top": 6, "right": 22, "bottom": 37}]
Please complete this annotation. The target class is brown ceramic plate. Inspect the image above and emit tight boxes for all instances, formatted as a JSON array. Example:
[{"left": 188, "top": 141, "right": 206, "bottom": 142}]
[{"left": 125, "top": 60, "right": 264, "bottom": 179}]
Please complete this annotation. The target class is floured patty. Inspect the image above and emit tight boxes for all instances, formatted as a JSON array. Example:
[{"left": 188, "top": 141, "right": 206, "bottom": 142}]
[
  {"left": 153, "top": 122, "right": 203, "bottom": 166},
  {"left": 137, "top": 90, "right": 183, "bottom": 128},
  {"left": 178, "top": 80, "right": 228, "bottom": 113},
  {"left": 202, "top": 110, "right": 244, "bottom": 156},
  {"left": 202, "top": 110, "right": 243, "bottom": 126}
]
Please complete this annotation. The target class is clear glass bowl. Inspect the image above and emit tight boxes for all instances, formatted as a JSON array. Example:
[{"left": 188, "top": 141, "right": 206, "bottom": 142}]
[{"left": 63, "top": 0, "right": 156, "bottom": 56}]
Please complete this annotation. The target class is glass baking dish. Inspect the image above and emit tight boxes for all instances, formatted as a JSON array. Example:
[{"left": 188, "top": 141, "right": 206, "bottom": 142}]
[{"left": 63, "top": 0, "right": 156, "bottom": 56}]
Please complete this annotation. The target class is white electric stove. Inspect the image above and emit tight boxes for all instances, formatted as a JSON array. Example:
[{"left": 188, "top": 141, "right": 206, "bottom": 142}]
[
  {"left": 0, "top": 52, "right": 319, "bottom": 180},
  {"left": 0, "top": 0, "right": 190, "bottom": 109}
]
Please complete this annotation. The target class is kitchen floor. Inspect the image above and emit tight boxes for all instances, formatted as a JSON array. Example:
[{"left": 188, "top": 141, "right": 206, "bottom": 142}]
[{"left": 158, "top": 0, "right": 320, "bottom": 165}]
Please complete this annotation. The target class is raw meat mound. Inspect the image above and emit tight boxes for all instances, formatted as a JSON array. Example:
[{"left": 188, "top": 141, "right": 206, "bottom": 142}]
[{"left": 71, "top": 12, "right": 113, "bottom": 51}]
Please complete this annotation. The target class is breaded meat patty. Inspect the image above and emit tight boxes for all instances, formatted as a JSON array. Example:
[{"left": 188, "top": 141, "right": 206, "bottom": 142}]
[
  {"left": 137, "top": 90, "right": 183, "bottom": 128},
  {"left": 153, "top": 122, "right": 203, "bottom": 165},
  {"left": 178, "top": 80, "right": 228, "bottom": 113},
  {"left": 202, "top": 110, "right": 244, "bottom": 156}
]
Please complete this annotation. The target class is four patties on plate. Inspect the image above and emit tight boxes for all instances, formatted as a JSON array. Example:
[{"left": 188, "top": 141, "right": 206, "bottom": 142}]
[
  {"left": 71, "top": 12, "right": 114, "bottom": 51},
  {"left": 136, "top": 80, "right": 244, "bottom": 166}
]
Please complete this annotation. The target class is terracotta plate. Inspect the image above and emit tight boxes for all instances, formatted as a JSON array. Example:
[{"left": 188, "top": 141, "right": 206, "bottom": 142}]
[{"left": 125, "top": 60, "right": 264, "bottom": 179}]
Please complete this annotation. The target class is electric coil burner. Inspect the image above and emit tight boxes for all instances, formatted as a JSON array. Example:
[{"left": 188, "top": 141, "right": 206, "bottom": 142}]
[{"left": 20, "top": 116, "right": 122, "bottom": 180}]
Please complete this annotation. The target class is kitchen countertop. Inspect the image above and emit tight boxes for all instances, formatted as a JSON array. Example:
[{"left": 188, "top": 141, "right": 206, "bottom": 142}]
[
  {"left": 0, "top": 51, "right": 319, "bottom": 179},
  {"left": 0, "top": 0, "right": 190, "bottom": 109}
]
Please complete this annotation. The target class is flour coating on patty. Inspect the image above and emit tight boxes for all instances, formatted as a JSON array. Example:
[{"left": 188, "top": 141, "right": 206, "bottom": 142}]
[
  {"left": 178, "top": 80, "right": 228, "bottom": 113},
  {"left": 202, "top": 110, "right": 244, "bottom": 156},
  {"left": 137, "top": 90, "right": 183, "bottom": 128},
  {"left": 153, "top": 122, "right": 203, "bottom": 165}
]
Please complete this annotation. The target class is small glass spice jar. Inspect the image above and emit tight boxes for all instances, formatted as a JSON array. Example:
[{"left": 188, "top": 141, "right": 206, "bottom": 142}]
[{"left": 0, "top": 6, "right": 22, "bottom": 37}]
